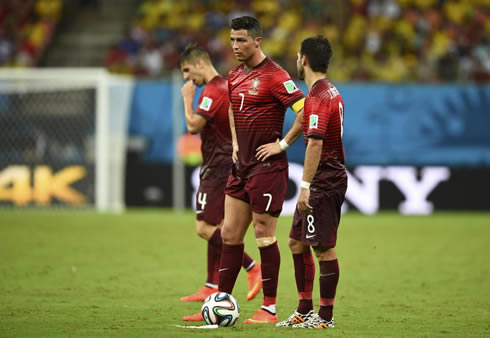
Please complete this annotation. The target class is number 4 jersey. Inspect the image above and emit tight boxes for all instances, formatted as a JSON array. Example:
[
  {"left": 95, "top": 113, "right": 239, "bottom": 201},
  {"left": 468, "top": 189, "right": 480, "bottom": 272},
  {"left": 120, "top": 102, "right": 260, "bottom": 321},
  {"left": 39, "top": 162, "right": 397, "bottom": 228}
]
[{"left": 228, "top": 57, "right": 304, "bottom": 178}]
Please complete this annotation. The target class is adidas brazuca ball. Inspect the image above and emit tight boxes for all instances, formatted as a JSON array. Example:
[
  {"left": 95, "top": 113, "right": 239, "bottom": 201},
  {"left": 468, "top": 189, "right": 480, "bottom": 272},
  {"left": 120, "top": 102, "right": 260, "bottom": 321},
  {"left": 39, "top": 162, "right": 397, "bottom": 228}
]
[{"left": 201, "top": 292, "right": 240, "bottom": 326}]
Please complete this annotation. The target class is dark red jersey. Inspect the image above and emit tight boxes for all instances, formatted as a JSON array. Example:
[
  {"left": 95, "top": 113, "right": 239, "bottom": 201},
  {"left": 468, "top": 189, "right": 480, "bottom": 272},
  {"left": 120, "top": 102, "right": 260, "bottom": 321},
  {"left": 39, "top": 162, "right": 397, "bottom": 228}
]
[
  {"left": 195, "top": 76, "right": 233, "bottom": 177},
  {"left": 302, "top": 79, "right": 347, "bottom": 188},
  {"left": 228, "top": 57, "right": 304, "bottom": 178}
]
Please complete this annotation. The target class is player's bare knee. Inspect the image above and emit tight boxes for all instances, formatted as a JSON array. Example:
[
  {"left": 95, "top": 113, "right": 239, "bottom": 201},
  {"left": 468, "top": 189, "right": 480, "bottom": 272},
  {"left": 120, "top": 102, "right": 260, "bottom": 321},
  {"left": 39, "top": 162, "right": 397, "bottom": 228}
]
[
  {"left": 195, "top": 221, "right": 206, "bottom": 238},
  {"left": 314, "top": 246, "right": 337, "bottom": 261},
  {"left": 252, "top": 216, "right": 276, "bottom": 238},
  {"left": 288, "top": 238, "right": 304, "bottom": 253},
  {"left": 220, "top": 224, "right": 241, "bottom": 245}
]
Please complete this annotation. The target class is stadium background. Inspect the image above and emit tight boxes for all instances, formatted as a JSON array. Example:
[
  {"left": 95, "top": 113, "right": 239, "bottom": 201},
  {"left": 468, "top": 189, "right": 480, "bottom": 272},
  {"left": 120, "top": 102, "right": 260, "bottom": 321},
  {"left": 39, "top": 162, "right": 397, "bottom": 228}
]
[
  {"left": 2, "top": 0, "right": 488, "bottom": 213},
  {"left": 0, "top": 1, "right": 489, "bottom": 336}
]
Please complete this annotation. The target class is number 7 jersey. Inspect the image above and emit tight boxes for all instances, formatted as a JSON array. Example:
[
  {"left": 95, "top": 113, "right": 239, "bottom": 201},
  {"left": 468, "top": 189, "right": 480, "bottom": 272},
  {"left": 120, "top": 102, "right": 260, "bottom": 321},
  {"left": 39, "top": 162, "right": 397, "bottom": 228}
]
[{"left": 228, "top": 57, "right": 304, "bottom": 178}]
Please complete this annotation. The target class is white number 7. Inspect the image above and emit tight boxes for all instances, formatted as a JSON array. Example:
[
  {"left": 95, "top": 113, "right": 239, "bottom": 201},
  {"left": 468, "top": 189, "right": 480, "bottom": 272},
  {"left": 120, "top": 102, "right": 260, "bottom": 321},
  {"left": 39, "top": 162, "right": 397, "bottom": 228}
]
[
  {"left": 263, "top": 193, "right": 272, "bottom": 212},
  {"left": 239, "top": 93, "right": 245, "bottom": 111}
]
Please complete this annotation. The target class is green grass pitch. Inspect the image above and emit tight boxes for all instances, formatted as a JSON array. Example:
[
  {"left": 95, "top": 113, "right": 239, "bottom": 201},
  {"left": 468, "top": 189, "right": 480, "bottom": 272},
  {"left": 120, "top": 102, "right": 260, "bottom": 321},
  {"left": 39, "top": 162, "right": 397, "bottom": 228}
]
[{"left": 0, "top": 210, "right": 489, "bottom": 337}]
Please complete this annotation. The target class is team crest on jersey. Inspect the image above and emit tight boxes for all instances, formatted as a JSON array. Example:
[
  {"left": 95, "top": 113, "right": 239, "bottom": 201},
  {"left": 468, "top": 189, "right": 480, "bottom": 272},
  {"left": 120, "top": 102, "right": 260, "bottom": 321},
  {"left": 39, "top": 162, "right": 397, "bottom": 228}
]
[
  {"left": 200, "top": 96, "right": 213, "bottom": 111},
  {"left": 283, "top": 80, "right": 298, "bottom": 94},
  {"left": 309, "top": 114, "right": 318, "bottom": 129},
  {"left": 248, "top": 77, "right": 260, "bottom": 95}
]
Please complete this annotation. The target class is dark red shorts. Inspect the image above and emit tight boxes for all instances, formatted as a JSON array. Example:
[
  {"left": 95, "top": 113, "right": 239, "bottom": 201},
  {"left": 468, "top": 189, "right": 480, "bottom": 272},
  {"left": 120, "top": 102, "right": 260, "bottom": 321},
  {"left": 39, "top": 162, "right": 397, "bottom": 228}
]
[
  {"left": 224, "top": 169, "right": 288, "bottom": 217},
  {"left": 290, "top": 186, "right": 346, "bottom": 248},
  {"left": 195, "top": 174, "right": 227, "bottom": 225}
]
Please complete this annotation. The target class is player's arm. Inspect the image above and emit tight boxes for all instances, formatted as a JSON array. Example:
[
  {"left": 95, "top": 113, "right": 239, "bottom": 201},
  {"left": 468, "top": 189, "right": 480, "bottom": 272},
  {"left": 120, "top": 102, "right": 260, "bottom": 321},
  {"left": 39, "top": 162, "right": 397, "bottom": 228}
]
[
  {"left": 297, "top": 136, "right": 322, "bottom": 215},
  {"left": 255, "top": 102, "right": 305, "bottom": 162},
  {"left": 182, "top": 81, "right": 207, "bottom": 134},
  {"left": 228, "top": 102, "right": 239, "bottom": 163}
]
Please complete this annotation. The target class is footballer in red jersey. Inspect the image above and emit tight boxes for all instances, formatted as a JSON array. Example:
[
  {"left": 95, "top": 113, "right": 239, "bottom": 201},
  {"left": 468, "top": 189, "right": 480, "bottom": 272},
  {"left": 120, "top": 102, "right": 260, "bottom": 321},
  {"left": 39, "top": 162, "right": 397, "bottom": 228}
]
[
  {"left": 178, "top": 44, "right": 262, "bottom": 321},
  {"left": 217, "top": 16, "right": 306, "bottom": 325},
  {"left": 276, "top": 36, "right": 347, "bottom": 329}
]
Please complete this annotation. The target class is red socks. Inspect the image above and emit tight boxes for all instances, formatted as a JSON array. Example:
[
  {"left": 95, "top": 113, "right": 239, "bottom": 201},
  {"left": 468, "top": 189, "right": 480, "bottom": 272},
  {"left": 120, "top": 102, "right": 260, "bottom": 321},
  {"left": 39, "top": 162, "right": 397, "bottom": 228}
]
[
  {"left": 318, "top": 259, "right": 339, "bottom": 321},
  {"left": 293, "top": 250, "right": 315, "bottom": 314}
]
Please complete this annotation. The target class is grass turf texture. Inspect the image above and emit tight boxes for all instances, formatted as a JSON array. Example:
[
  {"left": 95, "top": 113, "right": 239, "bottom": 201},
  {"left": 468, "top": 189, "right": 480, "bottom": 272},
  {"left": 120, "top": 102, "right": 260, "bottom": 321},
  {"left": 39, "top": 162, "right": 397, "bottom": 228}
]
[{"left": 0, "top": 210, "right": 489, "bottom": 337}]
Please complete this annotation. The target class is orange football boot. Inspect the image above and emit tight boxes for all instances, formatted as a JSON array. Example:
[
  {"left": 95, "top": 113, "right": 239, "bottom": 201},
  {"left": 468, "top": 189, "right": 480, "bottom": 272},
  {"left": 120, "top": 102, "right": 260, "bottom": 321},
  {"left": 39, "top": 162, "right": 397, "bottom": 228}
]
[
  {"left": 243, "top": 309, "right": 278, "bottom": 324},
  {"left": 246, "top": 263, "right": 262, "bottom": 301},
  {"left": 182, "top": 311, "right": 204, "bottom": 321},
  {"left": 180, "top": 286, "right": 217, "bottom": 302}
]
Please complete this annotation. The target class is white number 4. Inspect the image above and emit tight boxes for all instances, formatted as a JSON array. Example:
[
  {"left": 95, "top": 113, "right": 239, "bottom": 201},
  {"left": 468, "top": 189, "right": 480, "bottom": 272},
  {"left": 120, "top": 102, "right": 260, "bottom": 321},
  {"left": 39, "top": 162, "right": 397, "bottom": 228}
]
[{"left": 198, "top": 192, "right": 207, "bottom": 211}]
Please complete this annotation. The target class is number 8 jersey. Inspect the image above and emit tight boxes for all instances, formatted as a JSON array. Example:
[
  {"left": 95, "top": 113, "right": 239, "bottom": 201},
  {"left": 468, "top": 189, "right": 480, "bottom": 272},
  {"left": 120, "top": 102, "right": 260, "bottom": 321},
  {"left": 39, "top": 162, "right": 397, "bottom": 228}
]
[{"left": 228, "top": 57, "right": 304, "bottom": 178}]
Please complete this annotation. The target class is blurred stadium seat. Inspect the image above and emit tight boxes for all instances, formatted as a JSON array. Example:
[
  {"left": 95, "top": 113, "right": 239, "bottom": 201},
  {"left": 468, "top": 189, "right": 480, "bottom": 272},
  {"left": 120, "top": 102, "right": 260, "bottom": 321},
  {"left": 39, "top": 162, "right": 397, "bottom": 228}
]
[
  {"left": 102, "top": 0, "right": 489, "bottom": 82},
  {"left": 0, "top": 0, "right": 61, "bottom": 67}
]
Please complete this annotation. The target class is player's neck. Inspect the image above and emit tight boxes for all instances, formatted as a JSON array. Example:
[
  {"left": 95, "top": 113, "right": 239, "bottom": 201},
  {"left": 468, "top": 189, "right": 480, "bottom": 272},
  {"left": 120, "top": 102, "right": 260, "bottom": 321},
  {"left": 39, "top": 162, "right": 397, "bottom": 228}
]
[
  {"left": 305, "top": 69, "right": 327, "bottom": 90},
  {"left": 243, "top": 50, "right": 266, "bottom": 71},
  {"left": 204, "top": 67, "right": 219, "bottom": 84}
]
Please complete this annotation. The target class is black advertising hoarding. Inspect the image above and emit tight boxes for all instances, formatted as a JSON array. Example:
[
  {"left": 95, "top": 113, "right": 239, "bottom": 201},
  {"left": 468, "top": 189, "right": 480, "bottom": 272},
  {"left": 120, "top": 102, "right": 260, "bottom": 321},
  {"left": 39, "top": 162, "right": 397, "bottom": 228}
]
[{"left": 125, "top": 163, "right": 490, "bottom": 214}]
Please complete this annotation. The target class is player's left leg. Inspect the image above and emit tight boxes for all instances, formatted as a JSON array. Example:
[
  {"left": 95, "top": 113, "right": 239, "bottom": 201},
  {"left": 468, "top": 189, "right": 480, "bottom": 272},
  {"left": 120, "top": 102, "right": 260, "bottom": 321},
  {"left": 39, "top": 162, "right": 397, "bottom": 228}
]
[
  {"left": 243, "top": 211, "right": 280, "bottom": 324},
  {"left": 314, "top": 246, "right": 338, "bottom": 324},
  {"left": 242, "top": 170, "right": 288, "bottom": 324}
]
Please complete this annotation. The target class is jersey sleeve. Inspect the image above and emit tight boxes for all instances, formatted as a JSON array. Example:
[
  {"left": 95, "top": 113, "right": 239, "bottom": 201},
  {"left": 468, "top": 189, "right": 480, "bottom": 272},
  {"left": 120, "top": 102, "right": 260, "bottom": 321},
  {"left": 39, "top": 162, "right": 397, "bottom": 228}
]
[
  {"left": 196, "top": 85, "right": 220, "bottom": 121},
  {"left": 270, "top": 70, "right": 305, "bottom": 108},
  {"left": 305, "top": 97, "right": 331, "bottom": 139}
]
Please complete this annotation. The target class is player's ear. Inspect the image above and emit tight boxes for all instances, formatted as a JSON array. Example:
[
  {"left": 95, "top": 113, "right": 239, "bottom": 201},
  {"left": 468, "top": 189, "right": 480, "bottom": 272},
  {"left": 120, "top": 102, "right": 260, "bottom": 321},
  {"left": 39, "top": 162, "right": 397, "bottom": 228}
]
[
  {"left": 302, "top": 55, "right": 307, "bottom": 66},
  {"left": 254, "top": 36, "right": 262, "bottom": 48}
]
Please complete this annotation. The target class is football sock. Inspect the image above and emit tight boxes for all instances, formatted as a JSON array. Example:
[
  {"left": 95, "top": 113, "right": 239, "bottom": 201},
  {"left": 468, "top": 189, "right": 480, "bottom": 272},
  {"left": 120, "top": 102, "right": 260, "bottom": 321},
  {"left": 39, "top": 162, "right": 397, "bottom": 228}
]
[
  {"left": 259, "top": 241, "right": 280, "bottom": 308},
  {"left": 242, "top": 252, "right": 255, "bottom": 271},
  {"left": 218, "top": 243, "right": 244, "bottom": 294},
  {"left": 318, "top": 259, "right": 339, "bottom": 321},
  {"left": 207, "top": 240, "right": 221, "bottom": 285},
  {"left": 293, "top": 249, "right": 315, "bottom": 314},
  {"left": 208, "top": 228, "right": 223, "bottom": 248}
]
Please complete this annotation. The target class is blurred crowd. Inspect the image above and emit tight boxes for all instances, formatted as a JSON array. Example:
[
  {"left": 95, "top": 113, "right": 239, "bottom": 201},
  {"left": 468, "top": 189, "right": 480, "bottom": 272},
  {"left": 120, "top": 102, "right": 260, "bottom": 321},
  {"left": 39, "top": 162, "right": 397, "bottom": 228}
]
[
  {"left": 1, "top": 0, "right": 488, "bottom": 83},
  {"left": 106, "top": 0, "right": 489, "bottom": 83},
  {"left": 0, "top": 0, "right": 61, "bottom": 67}
]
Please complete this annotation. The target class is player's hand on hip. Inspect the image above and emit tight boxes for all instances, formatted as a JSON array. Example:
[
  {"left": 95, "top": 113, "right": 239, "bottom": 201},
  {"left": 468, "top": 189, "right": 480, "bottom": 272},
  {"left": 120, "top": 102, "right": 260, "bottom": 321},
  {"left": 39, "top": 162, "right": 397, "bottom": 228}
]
[
  {"left": 297, "top": 188, "right": 312, "bottom": 215},
  {"left": 255, "top": 138, "right": 282, "bottom": 162},
  {"left": 232, "top": 142, "right": 239, "bottom": 163},
  {"left": 181, "top": 80, "right": 195, "bottom": 99}
]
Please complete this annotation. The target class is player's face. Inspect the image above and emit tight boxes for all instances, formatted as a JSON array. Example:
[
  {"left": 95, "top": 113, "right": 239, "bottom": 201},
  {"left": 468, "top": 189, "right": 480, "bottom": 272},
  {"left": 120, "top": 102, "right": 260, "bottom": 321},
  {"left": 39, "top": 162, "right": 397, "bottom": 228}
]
[
  {"left": 230, "top": 29, "right": 257, "bottom": 63},
  {"left": 297, "top": 52, "right": 305, "bottom": 81},
  {"left": 180, "top": 61, "right": 205, "bottom": 87}
]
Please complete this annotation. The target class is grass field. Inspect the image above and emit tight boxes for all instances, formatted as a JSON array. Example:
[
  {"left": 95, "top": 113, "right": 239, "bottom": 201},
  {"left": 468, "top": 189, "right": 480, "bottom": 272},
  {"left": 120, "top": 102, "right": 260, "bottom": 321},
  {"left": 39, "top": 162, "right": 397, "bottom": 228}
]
[{"left": 0, "top": 210, "right": 489, "bottom": 337}]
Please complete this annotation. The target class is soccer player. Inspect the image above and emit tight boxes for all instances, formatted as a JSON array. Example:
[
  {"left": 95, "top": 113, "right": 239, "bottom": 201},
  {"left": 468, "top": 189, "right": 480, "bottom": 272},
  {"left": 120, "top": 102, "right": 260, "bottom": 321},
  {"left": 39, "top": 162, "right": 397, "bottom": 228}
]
[
  {"left": 271, "top": 35, "right": 347, "bottom": 329},
  {"left": 218, "top": 16, "right": 305, "bottom": 324},
  {"left": 178, "top": 44, "right": 262, "bottom": 321}
]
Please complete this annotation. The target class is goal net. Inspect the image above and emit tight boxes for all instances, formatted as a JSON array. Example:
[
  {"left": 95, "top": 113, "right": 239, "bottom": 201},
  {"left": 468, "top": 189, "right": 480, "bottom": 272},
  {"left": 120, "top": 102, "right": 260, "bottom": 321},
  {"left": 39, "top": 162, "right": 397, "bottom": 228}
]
[{"left": 0, "top": 68, "right": 132, "bottom": 212}]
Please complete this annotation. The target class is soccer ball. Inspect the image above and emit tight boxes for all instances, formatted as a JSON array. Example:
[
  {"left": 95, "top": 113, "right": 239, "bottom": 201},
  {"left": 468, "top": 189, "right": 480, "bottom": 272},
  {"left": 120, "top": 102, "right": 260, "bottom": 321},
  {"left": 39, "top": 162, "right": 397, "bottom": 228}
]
[{"left": 201, "top": 292, "right": 240, "bottom": 326}]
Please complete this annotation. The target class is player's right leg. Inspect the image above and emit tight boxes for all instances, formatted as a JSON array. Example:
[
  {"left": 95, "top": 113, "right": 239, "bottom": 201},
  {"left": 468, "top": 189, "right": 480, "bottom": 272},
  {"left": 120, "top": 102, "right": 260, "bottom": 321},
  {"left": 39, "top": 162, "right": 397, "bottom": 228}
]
[
  {"left": 181, "top": 220, "right": 220, "bottom": 304},
  {"left": 276, "top": 236, "right": 316, "bottom": 327},
  {"left": 218, "top": 194, "right": 252, "bottom": 295}
]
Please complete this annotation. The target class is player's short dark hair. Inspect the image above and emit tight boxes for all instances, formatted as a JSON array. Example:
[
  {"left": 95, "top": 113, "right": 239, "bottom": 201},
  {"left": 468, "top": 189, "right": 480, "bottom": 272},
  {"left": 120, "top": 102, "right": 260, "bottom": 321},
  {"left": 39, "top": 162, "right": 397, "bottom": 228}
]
[
  {"left": 230, "top": 16, "right": 263, "bottom": 39},
  {"left": 178, "top": 43, "right": 211, "bottom": 67},
  {"left": 300, "top": 35, "right": 333, "bottom": 73}
]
